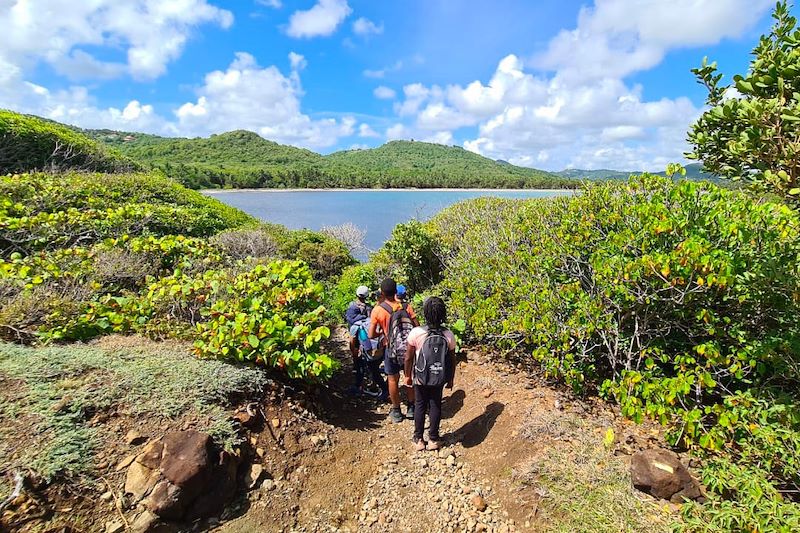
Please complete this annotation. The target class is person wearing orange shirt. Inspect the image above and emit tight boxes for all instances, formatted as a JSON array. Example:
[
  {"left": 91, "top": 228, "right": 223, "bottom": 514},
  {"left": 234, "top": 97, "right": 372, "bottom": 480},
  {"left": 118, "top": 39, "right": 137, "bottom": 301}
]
[{"left": 368, "top": 278, "right": 419, "bottom": 423}]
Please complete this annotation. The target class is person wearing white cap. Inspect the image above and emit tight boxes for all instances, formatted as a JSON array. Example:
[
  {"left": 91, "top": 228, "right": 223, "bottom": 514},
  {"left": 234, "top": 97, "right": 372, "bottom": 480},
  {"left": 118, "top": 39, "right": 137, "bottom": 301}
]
[
  {"left": 346, "top": 286, "right": 388, "bottom": 401},
  {"left": 346, "top": 285, "right": 373, "bottom": 360}
]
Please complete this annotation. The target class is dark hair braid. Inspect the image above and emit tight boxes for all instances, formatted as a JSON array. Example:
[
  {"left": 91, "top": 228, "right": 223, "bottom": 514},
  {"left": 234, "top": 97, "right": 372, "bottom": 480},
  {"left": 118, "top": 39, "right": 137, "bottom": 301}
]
[{"left": 423, "top": 296, "right": 447, "bottom": 329}]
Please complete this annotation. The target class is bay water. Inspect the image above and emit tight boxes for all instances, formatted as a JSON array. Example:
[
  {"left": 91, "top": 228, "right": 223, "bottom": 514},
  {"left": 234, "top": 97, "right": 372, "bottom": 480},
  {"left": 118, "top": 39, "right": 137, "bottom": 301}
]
[{"left": 206, "top": 189, "right": 572, "bottom": 259}]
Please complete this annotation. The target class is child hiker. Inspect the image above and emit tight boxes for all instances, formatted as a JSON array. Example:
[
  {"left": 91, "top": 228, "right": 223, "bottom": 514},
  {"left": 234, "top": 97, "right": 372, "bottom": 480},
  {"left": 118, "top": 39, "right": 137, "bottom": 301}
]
[{"left": 404, "top": 296, "right": 457, "bottom": 451}]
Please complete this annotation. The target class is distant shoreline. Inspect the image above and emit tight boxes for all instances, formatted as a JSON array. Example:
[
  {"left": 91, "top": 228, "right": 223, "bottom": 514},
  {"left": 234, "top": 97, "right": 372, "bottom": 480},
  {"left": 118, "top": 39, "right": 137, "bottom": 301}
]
[{"left": 201, "top": 187, "right": 577, "bottom": 194}]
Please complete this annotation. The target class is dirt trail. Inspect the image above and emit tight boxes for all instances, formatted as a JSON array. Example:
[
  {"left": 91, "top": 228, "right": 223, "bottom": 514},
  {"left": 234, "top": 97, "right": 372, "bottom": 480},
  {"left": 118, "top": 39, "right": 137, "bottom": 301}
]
[{"left": 219, "top": 331, "right": 669, "bottom": 533}]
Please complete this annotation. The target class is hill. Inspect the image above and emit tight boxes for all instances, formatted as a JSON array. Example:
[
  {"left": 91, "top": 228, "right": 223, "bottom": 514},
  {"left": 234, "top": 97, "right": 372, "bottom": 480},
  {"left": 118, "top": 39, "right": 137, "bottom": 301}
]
[
  {"left": 555, "top": 163, "right": 718, "bottom": 182},
  {"left": 0, "top": 110, "right": 139, "bottom": 174},
  {"left": 83, "top": 126, "right": 573, "bottom": 190},
  {"left": 86, "top": 128, "right": 323, "bottom": 168},
  {"left": 323, "top": 140, "right": 568, "bottom": 188}
]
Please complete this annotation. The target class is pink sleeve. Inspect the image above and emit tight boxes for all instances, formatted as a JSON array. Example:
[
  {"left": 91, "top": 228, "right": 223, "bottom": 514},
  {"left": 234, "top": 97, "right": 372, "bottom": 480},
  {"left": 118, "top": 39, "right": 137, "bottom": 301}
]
[
  {"left": 445, "top": 331, "right": 457, "bottom": 350},
  {"left": 407, "top": 327, "right": 425, "bottom": 349}
]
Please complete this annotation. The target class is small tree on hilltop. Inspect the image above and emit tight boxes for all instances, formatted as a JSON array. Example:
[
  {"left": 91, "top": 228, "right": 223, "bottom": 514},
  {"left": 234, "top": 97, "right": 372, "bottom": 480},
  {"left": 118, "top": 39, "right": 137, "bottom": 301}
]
[{"left": 688, "top": 1, "right": 800, "bottom": 204}]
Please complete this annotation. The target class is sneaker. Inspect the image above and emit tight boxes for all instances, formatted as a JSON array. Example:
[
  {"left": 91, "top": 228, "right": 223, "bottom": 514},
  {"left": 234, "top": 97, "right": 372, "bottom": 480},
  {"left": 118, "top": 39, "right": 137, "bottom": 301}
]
[
  {"left": 389, "top": 407, "right": 404, "bottom": 423},
  {"left": 414, "top": 439, "right": 426, "bottom": 452},
  {"left": 406, "top": 404, "right": 415, "bottom": 420},
  {"left": 426, "top": 440, "right": 441, "bottom": 451}
]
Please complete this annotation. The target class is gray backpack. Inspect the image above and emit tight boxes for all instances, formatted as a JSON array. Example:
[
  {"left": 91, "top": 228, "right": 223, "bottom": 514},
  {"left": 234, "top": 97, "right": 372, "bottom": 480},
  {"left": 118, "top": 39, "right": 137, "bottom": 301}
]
[{"left": 413, "top": 327, "right": 450, "bottom": 386}]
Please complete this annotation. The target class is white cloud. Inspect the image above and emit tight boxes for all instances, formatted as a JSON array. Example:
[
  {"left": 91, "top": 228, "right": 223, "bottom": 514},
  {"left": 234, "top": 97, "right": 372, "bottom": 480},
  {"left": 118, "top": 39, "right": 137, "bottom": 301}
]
[
  {"left": 0, "top": 52, "right": 355, "bottom": 150},
  {"left": 352, "top": 17, "right": 383, "bottom": 37},
  {"left": 363, "top": 60, "right": 403, "bottom": 79},
  {"left": 175, "top": 53, "right": 355, "bottom": 147},
  {"left": 390, "top": 0, "right": 772, "bottom": 171},
  {"left": 373, "top": 86, "right": 396, "bottom": 100},
  {"left": 358, "top": 123, "right": 380, "bottom": 137},
  {"left": 535, "top": 0, "right": 774, "bottom": 83},
  {"left": 286, "top": 0, "right": 351, "bottom": 38},
  {"left": 257, "top": 0, "right": 282, "bottom": 7},
  {"left": 421, "top": 131, "right": 454, "bottom": 145},
  {"left": 386, "top": 123, "right": 409, "bottom": 140},
  {"left": 289, "top": 51, "right": 307, "bottom": 71},
  {"left": 0, "top": 0, "right": 233, "bottom": 81}
]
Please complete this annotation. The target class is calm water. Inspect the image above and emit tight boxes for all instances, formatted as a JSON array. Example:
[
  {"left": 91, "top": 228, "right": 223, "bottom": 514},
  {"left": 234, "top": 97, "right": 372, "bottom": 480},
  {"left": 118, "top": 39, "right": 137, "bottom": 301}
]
[{"left": 207, "top": 189, "right": 572, "bottom": 258}]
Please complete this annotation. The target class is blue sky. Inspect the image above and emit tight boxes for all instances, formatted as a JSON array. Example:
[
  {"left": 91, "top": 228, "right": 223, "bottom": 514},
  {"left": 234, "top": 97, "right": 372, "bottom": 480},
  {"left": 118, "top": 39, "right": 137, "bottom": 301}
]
[{"left": 0, "top": 0, "right": 782, "bottom": 171}]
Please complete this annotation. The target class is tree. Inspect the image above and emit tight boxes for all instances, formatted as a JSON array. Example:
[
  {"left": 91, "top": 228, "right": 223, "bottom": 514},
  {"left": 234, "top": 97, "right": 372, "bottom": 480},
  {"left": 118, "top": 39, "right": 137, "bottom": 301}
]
[{"left": 688, "top": 1, "right": 800, "bottom": 204}]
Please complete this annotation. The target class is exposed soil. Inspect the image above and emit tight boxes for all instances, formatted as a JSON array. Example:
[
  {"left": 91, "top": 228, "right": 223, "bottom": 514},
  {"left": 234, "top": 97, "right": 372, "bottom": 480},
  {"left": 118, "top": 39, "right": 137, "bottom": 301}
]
[
  {"left": 1, "top": 331, "right": 678, "bottom": 532},
  {"left": 219, "top": 331, "right": 677, "bottom": 532}
]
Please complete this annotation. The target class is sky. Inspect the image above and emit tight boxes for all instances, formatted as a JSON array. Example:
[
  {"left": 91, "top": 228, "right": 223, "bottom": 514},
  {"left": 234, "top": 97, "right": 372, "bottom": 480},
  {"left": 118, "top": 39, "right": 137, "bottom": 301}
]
[{"left": 0, "top": 0, "right": 783, "bottom": 171}]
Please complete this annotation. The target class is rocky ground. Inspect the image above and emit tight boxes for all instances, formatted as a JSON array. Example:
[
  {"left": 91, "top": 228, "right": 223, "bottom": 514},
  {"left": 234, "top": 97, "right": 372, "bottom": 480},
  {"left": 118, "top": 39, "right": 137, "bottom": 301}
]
[
  {"left": 220, "top": 333, "right": 679, "bottom": 533},
  {"left": 1, "top": 331, "right": 685, "bottom": 532}
]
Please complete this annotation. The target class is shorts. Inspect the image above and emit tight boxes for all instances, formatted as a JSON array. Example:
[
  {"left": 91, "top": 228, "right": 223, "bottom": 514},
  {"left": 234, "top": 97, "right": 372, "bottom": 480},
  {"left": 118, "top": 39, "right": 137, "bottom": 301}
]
[{"left": 384, "top": 350, "right": 403, "bottom": 376}]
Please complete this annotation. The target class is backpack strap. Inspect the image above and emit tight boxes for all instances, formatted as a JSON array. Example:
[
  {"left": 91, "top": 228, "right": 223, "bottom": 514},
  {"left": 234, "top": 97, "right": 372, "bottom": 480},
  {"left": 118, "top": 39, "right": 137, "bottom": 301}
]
[{"left": 379, "top": 302, "right": 394, "bottom": 315}]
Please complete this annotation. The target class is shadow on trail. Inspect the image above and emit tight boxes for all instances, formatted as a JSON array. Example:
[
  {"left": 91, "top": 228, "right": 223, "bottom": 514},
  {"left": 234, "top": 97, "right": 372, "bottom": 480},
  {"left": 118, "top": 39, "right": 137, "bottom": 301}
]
[
  {"left": 312, "top": 337, "right": 388, "bottom": 432},
  {"left": 449, "top": 401, "right": 505, "bottom": 448},
  {"left": 442, "top": 389, "right": 466, "bottom": 419}
]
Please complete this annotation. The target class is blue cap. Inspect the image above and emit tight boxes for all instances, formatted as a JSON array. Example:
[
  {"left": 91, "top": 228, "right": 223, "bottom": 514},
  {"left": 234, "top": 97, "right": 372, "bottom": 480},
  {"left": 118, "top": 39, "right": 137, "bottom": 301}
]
[{"left": 397, "top": 284, "right": 407, "bottom": 296}]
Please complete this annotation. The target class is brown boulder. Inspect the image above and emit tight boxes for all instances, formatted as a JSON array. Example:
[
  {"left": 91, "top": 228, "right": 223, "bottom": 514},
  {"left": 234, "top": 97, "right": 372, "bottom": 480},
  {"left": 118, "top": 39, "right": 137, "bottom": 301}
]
[
  {"left": 630, "top": 449, "right": 704, "bottom": 503},
  {"left": 160, "top": 430, "right": 211, "bottom": 488},
  {"left": 123, "top": 430, "right": 240, "bottom": 526}
]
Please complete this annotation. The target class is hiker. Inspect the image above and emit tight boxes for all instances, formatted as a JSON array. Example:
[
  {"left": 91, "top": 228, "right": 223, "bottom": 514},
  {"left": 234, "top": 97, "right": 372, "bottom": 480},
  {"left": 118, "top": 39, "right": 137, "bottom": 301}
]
[
  {"left": 346, "top": 286, "right": 388, "bottom": 400},
  {"left": 397, "top": 284, "right": 408, "bottom": 302},
  {"left": 405, "top": 296, "right": 456, "bottom": 451},
  {"left": 346, "top": 285, "right": 372, "bottom": 361},
  {"left": 368, "top": 278, "right": 419, "bottom": 423}
]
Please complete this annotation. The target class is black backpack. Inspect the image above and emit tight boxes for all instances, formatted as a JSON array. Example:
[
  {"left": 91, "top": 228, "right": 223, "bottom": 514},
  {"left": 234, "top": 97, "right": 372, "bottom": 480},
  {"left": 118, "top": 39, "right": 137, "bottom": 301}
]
[
  {"left": 380, "top": 302, "right": 414, "bottom": 363},
  {"left": 413, "top": 326, "right": 450, "bottom": 386}
]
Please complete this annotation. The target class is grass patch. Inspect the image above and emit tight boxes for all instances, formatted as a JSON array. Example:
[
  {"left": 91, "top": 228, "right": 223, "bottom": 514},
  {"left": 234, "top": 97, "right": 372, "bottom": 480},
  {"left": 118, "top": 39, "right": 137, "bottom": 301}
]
[
  {"left": 514, "top": 411, "right": 673, "bottom": 533},
  {"left": 0, "top": 338, "right": 271, "bottom": 482}
]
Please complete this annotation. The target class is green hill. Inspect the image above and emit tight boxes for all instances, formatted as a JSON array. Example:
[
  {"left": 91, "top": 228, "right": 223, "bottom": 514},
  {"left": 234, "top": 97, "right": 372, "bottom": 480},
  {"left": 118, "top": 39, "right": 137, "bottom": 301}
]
[
  {"left": 0, "top": 110, "right": 139, "bottom": 174},
  {"left": 555, "top": 163, "right": 718, "bottom": 182},
  {"left": 86, "top": 128, "right": 323, "bottom": 168},
  {"left": 83, "top": 127, "right": 572, "bottom": 189},
  {"left": 323, "top": 140, "right": 568, "bottom": 188}
]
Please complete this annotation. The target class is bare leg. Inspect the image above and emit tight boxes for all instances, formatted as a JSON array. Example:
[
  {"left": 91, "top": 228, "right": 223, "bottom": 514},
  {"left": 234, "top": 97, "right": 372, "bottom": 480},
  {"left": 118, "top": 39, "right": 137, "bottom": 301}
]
[{"left": 388, "top": 374, "right": 401, "bottom": 408}]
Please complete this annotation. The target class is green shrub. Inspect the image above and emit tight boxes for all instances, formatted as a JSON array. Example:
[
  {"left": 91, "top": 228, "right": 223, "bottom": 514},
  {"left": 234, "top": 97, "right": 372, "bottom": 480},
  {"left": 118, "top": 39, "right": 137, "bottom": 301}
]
[
  {"left": 263, "top": 225, "right": 355, "bottom": 280},
  {"left": 0, "top": 172, "right": 254, "bottom": 255},
  {"left": 0, "top": 110, "right": 137, "bottom": 173},
  {"left": 421, "top": 174, "right": 800, "bottom": 528},
  {"left": 40, "top": 260, "right": 336, "bottom": 381},
  {"left": 370, "top": 219, "right": 443, "bottom": 293},
  {"left": 327, "top": 263, "right": 377, "bottom": 320}
]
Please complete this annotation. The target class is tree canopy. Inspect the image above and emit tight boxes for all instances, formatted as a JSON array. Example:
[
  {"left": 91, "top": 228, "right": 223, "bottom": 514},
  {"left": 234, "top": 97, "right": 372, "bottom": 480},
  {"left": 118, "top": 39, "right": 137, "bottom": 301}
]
[{"left": 689, "top": 0, "right": 800, "bottom": 204}]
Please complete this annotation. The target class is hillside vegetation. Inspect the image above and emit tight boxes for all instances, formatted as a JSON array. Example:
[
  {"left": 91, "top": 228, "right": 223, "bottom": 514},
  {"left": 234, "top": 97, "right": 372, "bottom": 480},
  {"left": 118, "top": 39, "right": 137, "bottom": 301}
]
[
  {"left": 0, "top": 110, "right": 138, "bottom": 174},
  {"left": 83, "top": 127, "right": 575, "bottom": 190},
  {"left": 362, "top": 171, "right": 800, "bottom": 531},
  {"left": 0, "top": 170, "right": 351, "bottom": 381},
  {"left": 556, "top": 163, "right": 717, "bottom": 182}
]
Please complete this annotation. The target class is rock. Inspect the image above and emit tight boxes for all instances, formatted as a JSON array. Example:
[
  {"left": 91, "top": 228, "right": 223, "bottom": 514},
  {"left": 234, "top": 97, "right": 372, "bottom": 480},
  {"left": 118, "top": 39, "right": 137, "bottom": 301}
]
[
  {"left": 124, "top": 430, "right": 240, "bottom": 526},
  {"left": 130, "top": 510, "right": 159, "bottom": 533},
  {"left": 271, "top": 418, "right": 281, "bottom": 428},
  {"left": 125, "top": 460, "right": 158, "bottom": 500},
  {"left": 126, "top": 429, "right": 148, "bottom": 446},
  {"left": 245, "top": 463, "right": 265, "bottom": 490},
  {"left": 446, "top": 454, "right": 456, "bottom": 467},
  {"left": 100, "top": 491, "right": 114, "bottom": 502},
  {"left": 138, "top": 440, "right": 164, "bottom": 470},
  {"left": 472, "top": 495, "right": 488, "bottom": 512},
  {"left": 159, "top": 430, "right": 211, "bottom": 492},
  {"left": 261, "top": 478, "right": 276, "bottom": 492},
  {"left": 630, "top": 449, "right": 704, "bottom": 503},
  {"left": 105, "top": 520, "right": 125, "bottom": 533},
  {"left": 115, "top": 453, "right": 137, "bottom": 472},
  {"left": 144, "top": 480, "right": 186, "bottom": 520}
]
